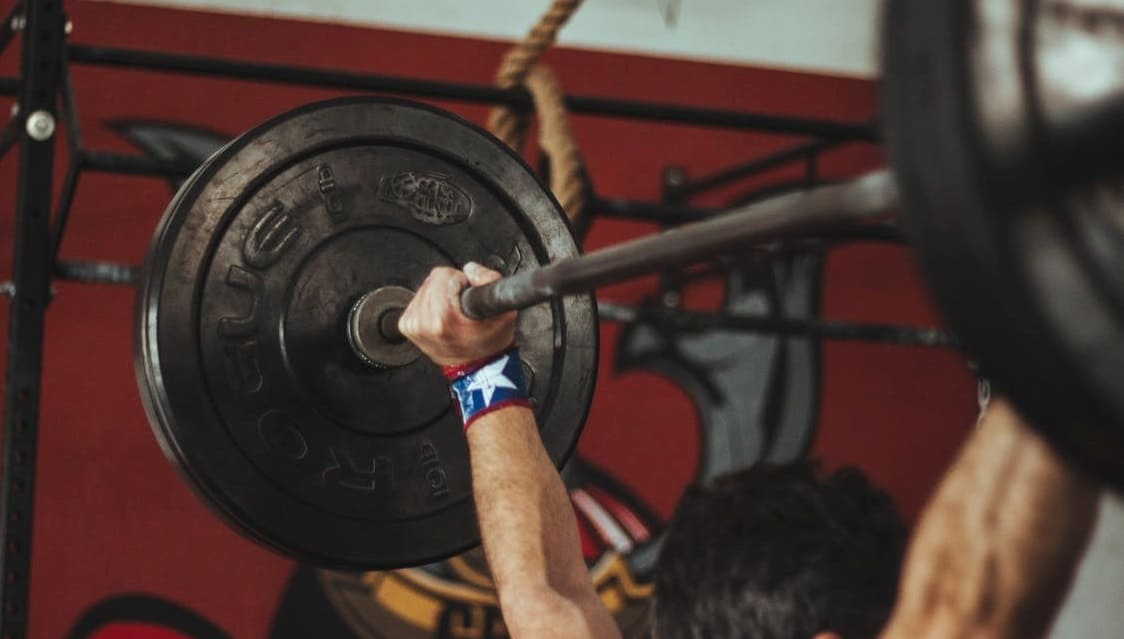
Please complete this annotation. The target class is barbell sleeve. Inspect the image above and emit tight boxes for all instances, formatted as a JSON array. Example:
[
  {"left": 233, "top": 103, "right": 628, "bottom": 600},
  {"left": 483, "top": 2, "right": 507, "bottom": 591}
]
[{"left": 460, "top": 168, "right": 900, "bottom": 319}]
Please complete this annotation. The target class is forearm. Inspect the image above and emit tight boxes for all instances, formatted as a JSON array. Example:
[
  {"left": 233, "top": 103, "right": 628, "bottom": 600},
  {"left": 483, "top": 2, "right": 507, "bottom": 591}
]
[
  {"left": 882, "top": 399, "right": 1100, "bottom": 639},
  {"left": 467, "top": 407, "right": 620, "bottom": 639}
]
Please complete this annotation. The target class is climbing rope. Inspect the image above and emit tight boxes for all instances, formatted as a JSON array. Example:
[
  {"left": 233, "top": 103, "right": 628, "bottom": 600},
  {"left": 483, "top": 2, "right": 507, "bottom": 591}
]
[{"left": 486, "top": 0, "right": 588, "bottom": 226}]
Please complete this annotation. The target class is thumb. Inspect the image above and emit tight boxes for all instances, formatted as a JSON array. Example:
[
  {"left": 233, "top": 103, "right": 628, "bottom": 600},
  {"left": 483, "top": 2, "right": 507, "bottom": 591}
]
[{"left": 464, "top": 261, "right": 503, "bottom": 286}]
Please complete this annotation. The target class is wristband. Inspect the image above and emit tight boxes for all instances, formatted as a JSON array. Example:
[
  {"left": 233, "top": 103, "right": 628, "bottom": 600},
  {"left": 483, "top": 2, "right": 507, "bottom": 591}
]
[{"left": 444, "top": 347, "right": 531, "bottom": 430}]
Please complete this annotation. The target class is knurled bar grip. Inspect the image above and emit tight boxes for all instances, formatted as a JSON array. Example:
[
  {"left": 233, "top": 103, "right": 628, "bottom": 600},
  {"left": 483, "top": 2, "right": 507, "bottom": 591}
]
[{"left": 459, "top": 169, "right": 899, "bottom": 319}]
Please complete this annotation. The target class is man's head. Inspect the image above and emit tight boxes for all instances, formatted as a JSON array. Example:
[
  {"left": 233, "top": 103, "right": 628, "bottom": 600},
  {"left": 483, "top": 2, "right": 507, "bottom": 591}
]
[{"left": 652, "top": 461, "right": 907, "bottom": 639}]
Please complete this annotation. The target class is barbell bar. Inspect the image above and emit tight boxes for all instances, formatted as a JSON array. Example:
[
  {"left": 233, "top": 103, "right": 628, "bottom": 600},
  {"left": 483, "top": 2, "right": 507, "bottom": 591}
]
[
  {"left": 460, "top": 171, "right": 897, "bottom": 319},
  {"left": 354, "top": 170, "right": 897, "bottom": 358}
]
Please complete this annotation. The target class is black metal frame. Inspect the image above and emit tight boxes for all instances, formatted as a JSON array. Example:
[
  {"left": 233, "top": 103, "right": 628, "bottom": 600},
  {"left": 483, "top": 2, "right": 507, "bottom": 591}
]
[
  {"left": 67, "top": 44, "right": 880, "bottom": 140},
  {"left": 1, "top": 1, "right": 65, "bottom": 636},
  {"left": 0, "top": 2, "right": 943, "bottom": 633}
]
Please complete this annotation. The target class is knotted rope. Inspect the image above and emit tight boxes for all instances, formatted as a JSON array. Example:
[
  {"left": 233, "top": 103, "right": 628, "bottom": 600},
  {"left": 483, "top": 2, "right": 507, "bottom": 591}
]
[{"left": 486, "top": 0, "right": 587, "bottom": 226}]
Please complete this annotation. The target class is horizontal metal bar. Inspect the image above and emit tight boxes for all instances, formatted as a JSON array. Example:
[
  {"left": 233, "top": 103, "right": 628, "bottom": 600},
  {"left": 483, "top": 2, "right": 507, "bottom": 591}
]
[
  {"left": 674, "top": 138, "right": 848, "bottom": 200},
  {"left": 598, "top": 303, "right": 960, "bottom": 349},
  {"left": 591, "top": 196, "right": 904, "bottom": 243},
  {"left": 461, "top": 169, "right": 900, "bottom": 318},
  {"left": 66, "top": 44, "right": 879, "bottom": 140},
  {"left": 726, "top": 178, "right": 823, "bottom": 208},
  {"left": 0, "top": 76, "right": 17, "bottom": 95},
  {"left": 591, "top": 197, "right": 718, "bottom": 224},
  {"left": 54, "top": 260, "right": 140, "bottom": 285},
  {"left": 81, "top": 150, "right": 196, "bottom": 177},
  {"left": 47, "top": 259, "right": 947, "bottom": 349}
]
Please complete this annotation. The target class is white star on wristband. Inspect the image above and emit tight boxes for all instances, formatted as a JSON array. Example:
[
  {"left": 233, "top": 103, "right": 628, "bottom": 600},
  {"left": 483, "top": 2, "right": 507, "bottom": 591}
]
[{"left": 463, "top": 355, "right": 518, "bottom": 404}]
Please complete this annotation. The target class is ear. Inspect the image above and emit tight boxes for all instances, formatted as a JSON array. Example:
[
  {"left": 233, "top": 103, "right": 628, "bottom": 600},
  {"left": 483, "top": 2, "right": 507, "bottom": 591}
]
[{"left": 811, "top": 633, "right": 843, "bottom": 639}]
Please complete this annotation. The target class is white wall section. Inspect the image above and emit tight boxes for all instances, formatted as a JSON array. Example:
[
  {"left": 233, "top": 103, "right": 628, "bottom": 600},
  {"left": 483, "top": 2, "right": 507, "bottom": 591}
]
[{"left": 95, "top": 0, "right": 882, "bottom": 77}]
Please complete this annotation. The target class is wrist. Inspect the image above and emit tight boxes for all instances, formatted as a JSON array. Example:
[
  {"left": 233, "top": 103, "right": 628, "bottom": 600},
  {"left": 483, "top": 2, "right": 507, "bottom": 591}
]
[
  {"left": 445, "top": 346, "right": 531, "bottom": 430},
  {"left": 440, "top": 346, "right": 516, "bottom": 380}
]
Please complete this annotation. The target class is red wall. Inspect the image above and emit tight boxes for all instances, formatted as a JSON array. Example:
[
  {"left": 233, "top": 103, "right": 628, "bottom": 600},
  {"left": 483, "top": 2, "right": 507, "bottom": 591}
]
[{"left": 0, "top": 2, "right": 975, "bottom": 636}]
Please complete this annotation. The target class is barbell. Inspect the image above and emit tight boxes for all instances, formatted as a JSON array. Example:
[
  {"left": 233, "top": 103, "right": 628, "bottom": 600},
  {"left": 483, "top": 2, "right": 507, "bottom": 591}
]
[{"left": 133, "top": 0, "right": 1124, "bottom": 569}]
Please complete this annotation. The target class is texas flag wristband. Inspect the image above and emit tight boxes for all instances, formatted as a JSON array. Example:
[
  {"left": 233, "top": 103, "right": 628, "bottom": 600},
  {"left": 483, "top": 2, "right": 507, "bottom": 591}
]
[{"left": 443, "top": 347, "right": 532, "bottom": 430}]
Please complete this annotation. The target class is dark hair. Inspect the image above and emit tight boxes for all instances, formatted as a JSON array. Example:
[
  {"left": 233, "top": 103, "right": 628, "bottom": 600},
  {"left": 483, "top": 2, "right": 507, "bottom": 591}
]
[{"left": 652, "top": 461, "right": 907, "bottom": 639}]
